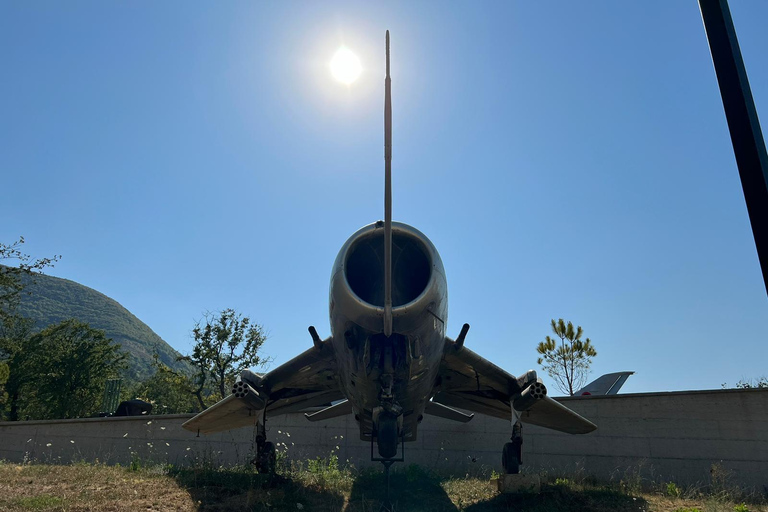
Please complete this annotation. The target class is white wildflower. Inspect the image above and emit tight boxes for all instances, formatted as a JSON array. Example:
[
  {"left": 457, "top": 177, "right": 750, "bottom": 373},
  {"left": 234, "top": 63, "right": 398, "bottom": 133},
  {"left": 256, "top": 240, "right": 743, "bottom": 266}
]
[
  {"left": 46, "top": 443, "right": 52, "bottom": 447},
  {"left": 123, "top": 433, "right": 128, "bottom": 438}
]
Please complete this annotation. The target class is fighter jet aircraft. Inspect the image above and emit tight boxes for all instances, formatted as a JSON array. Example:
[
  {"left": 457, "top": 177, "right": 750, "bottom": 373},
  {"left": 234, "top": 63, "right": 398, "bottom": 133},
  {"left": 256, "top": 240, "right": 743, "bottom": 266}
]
[{"left": 183, "top": 31, "right": 596, "bottom": 485}]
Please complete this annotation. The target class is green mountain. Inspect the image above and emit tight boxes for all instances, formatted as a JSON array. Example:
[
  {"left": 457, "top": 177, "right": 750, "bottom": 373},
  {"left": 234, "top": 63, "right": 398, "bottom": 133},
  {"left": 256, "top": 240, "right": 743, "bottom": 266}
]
[{"left": 15, "top": 271, "right": 188, "bottom": 382}]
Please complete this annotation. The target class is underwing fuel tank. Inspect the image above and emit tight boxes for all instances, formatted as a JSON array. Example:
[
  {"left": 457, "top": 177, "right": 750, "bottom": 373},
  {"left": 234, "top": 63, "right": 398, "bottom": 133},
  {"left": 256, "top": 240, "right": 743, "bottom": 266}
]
[{"left": 329, "top": 221, "right": 448, "bottom": 335}]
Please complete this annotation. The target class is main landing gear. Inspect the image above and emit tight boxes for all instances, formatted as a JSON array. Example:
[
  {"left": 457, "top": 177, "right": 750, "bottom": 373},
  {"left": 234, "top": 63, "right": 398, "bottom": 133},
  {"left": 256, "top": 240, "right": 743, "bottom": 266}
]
[
  {"left": 252, "top": 412, "right": 276, "bottom": 475},
  {"left": 502, "top": 420, "right": 523, "bottom": 474}
]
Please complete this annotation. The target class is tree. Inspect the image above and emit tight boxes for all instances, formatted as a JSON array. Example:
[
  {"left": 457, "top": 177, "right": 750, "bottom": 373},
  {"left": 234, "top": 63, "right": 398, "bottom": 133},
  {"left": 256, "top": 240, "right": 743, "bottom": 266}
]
[
  {"left": 180, "top": 308, "right": 268, "bottom": 409},
  {"left": 0, "top": 237, "right": 60, "bottom": 419},
  {"left": 21, "top": 319, "right": 128, "bottom": 419},
  {"left": 536, "top": 319, "right": 597, "bottom": 396},
  {"left": 0, "top": 315, "right": 35, "bottom": 420},
  {"left": 0, "top": 361, "right": 8, "bottom": 410},
  {"left": 129, "top": 353, "right": 200, "bottom": 414}
]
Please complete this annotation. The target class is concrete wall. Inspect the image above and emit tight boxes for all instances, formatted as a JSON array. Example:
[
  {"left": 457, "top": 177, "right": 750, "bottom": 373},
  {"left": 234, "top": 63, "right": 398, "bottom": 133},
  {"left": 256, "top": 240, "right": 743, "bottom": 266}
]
[{"left": 1, "top": 388, "right": 766, "bottom": 490}]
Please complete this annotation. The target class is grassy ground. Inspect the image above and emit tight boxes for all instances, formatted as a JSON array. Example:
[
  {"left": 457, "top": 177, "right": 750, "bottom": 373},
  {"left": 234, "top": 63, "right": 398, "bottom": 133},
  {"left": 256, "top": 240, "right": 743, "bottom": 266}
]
[{"left": 0, "top": 459, "right": 765, "bottom": 512}]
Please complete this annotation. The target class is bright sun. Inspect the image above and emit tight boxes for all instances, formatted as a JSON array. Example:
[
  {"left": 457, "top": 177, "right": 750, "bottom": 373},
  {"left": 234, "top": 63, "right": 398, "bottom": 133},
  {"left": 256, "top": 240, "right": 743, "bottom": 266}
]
[{"left": 330, "top": 47, "right": 362, "bottom": 84}]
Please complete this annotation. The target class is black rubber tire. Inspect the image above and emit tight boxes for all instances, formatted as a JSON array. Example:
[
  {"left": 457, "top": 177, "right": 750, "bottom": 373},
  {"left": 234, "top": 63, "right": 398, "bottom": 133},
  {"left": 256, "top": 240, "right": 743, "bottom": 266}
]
[
  {"left": 257, "top": 441, "right": 276, "bottom": 474},
  {"left": 502, "top": 442, "right": 521, "bottom": 474},
  {"left": 376, "top": 413, "right": 399, "bottom": 459}
]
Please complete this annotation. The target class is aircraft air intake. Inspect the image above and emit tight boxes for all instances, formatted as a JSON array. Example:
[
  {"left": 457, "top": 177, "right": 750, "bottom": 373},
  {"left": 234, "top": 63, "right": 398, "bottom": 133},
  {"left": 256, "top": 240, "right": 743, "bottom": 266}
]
[
  {"left": 330, "top": 221, "right": 447, "bottom": 335},
  {"left": 345, "top": 230, "right": 431, "bottom": 308}
]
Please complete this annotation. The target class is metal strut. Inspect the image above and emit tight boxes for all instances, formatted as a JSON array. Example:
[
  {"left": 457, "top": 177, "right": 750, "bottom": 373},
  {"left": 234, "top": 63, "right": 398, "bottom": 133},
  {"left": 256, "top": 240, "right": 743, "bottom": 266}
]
[{"left": 371, "top": 432, "right": 404, "bottom": 512}]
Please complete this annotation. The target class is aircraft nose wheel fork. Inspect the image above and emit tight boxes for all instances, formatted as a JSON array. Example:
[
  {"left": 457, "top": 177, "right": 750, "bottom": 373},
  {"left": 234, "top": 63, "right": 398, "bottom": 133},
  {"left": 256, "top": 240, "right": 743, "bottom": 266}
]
[{"left": 502, "top": 421, "right": 523, "bottom": 474}]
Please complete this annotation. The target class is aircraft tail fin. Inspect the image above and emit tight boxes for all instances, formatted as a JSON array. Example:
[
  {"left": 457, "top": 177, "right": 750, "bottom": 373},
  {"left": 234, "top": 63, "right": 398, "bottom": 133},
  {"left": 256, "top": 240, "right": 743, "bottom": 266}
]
[
  {"left": 383, "top": 30, "right": 393, "bottom": 336},
  {"left": 575, "top": 371, "right": 634, "bottom": 396}
]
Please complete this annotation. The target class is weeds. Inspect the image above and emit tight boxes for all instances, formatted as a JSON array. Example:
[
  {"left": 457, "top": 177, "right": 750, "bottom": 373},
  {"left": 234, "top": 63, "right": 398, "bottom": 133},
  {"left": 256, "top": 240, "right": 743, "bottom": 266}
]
[{"left": 667, "top": 481, "right": 683, "bottom": 498}]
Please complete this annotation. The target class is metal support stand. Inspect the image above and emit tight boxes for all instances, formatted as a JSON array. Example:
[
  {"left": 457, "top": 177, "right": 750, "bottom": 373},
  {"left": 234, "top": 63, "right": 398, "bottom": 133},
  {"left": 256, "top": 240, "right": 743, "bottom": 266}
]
[
  {"left": 380, "top": 460, "right": 395, "bottom": 512},
  {"left": 370, "top": 433, "right": 405, "bottom": 512}
]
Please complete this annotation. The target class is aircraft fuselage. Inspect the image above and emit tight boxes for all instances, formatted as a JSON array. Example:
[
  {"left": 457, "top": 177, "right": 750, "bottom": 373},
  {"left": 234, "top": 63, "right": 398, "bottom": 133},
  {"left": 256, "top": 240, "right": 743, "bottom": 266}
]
[{"left": 329, "top": 221, "right": 447, "bottom": 442}]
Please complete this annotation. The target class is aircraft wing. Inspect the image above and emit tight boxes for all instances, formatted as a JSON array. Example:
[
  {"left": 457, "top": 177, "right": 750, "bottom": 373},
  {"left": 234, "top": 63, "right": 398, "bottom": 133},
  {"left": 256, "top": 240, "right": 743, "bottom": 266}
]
[
  {"left": 435, "top": 340, "right": 596, "bottom": 434},
  {"left": 183, "top": 340, "right": 343, "bottom": 435}
]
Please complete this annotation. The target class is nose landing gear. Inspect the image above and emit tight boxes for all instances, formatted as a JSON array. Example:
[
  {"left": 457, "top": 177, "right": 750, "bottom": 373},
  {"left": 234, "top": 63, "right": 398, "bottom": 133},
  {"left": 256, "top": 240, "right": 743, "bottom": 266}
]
[{"left": 371, "top": 411, "right": 404, "bottom": 512}]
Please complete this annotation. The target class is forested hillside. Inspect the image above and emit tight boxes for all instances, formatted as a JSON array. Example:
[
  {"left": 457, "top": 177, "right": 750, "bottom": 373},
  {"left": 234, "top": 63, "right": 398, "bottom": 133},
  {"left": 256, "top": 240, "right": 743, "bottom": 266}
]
[{"left": 15, "top": 271, "right": 187, "bottom": 381}]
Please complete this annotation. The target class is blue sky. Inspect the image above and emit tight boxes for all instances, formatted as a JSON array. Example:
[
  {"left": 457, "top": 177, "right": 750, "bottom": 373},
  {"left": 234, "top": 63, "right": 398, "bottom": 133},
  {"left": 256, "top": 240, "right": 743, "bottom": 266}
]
[{"left": 2, "top": 2, "right": 767, "bottom": 394}]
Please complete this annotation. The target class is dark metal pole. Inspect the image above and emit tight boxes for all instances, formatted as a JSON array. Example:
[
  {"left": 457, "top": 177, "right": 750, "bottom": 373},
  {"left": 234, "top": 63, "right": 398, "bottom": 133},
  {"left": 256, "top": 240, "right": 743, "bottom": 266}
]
[{"left": 699, "top": 0, "right": 768, "bottom": 296}]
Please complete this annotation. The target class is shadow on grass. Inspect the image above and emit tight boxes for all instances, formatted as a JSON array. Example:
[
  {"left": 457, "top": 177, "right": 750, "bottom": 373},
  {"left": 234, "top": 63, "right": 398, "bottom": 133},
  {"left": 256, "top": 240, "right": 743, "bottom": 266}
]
[
  {"left": 345, "top": 465, "right": 459, "bottom": 512},
  {"left": 463, "top": 484, "right": 649, "bottom": 512},
  {"left": 169, "top": 467, "right": 345, "bottom": 512}
]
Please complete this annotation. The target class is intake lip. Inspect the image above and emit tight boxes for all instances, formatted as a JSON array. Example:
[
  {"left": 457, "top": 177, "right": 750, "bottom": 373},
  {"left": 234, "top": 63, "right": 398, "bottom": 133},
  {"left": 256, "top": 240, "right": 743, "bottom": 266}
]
[
  {"left": 344, "top": 227, "right": 432, "bottom": 309},
  {"left": 330, "top": 222, "right": 447, "bottom": 334}
]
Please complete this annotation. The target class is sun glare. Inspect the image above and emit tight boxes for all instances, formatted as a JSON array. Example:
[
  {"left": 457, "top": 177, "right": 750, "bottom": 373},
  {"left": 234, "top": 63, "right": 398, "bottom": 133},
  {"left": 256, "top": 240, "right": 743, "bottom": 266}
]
[{"left": 330, "top": 47, "right": 362, "bottom": 85}]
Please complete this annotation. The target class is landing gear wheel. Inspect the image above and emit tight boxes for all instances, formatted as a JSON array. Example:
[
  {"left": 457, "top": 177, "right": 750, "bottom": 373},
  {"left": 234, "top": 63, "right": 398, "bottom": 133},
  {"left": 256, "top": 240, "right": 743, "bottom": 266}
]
[
  {"left": 256, "top": 441, "right": 276, "bottom": 474},
  {"left": 502, "top": 442, "right": 521, "bottom": 474},
  {"left": 376, "top": 413, "right": 398, "bottom": 459}
]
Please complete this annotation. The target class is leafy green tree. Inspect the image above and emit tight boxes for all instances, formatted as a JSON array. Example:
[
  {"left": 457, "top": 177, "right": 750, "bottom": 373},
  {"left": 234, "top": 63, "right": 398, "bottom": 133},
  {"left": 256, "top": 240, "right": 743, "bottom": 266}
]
[
  {"left": 536, "top": 319, "right": 597, "bottom": 396},
  {"left": 0, "top": 237, "right": 60, "bottom": 419},
  {"left": 0, "top": 315, "right": 35, "bottom": 420},
  {"left": 180, "top": 309, "right": 269, "bottom": 409},
  {"left": 0, "top": 361, "right": 8, "bottom": 409},
  {"left": 129, "top": 353, "right": 200, "bottom": 414},
  {"left": 21, "top": 319, "right": 128, "bottom": 419}
]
